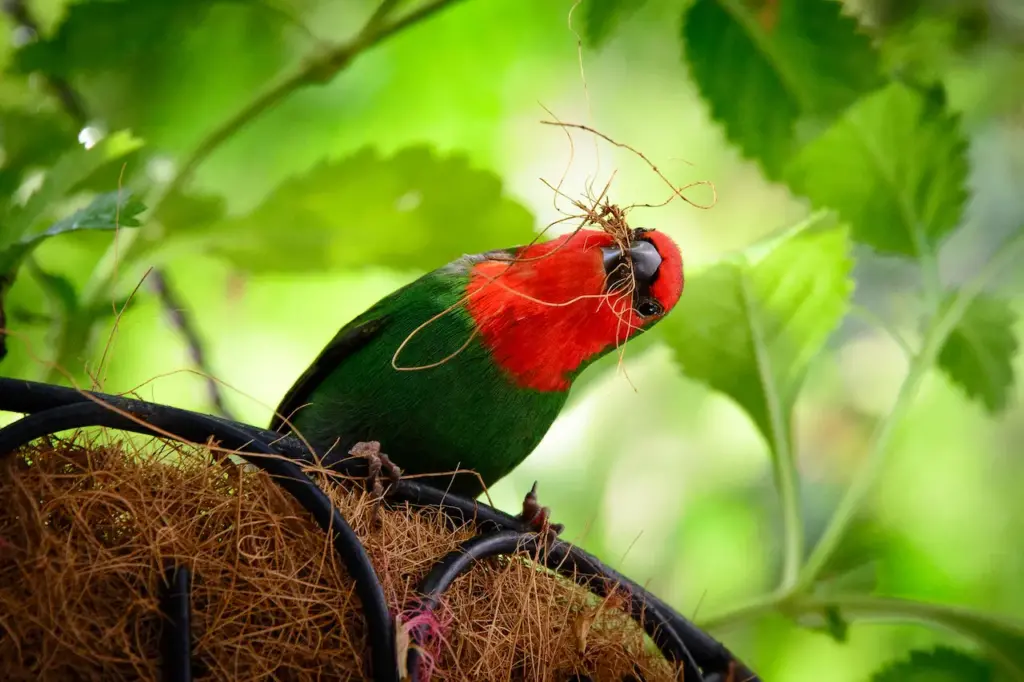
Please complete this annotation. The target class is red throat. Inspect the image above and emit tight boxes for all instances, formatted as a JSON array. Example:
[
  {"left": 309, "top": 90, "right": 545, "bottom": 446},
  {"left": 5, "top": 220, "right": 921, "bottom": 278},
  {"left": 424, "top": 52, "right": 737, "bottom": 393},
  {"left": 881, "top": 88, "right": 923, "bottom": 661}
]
[{"left": 464, "top": 229, "right": 684, "bottom": 392}]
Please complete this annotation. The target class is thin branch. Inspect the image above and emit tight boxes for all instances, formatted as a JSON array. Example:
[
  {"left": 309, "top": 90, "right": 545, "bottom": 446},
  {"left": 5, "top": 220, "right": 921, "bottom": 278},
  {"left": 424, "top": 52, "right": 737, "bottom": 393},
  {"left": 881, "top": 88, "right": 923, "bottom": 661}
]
[
  {"left": 796, "top": 226, "right": 1024, "bottom": 590},
  {"left": 157, "top": 0, "right": 465, "bottom": 206},
  {"left": 149, "top": 270, "right": 235, "bottom": 419},
  {"left": 849, "top": 303, "right": 914, "bottom": 358}
]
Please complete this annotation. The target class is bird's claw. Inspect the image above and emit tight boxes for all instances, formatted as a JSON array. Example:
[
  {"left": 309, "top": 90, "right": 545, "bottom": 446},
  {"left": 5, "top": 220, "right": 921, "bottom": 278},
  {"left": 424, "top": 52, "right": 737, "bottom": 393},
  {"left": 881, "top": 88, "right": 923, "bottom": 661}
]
[
  {"left": 349, "top": 441, "right": 402, "bottom": 528},
  {"left": 517, "top": 481, "right": 563, "bottom": 543}
]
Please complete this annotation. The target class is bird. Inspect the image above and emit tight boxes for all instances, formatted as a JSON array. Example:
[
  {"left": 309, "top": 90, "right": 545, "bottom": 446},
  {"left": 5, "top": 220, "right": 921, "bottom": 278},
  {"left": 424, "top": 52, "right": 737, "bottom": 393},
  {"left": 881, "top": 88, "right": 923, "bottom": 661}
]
[{"left": 269, "top": 223, "right": 684, "bottom": 512}]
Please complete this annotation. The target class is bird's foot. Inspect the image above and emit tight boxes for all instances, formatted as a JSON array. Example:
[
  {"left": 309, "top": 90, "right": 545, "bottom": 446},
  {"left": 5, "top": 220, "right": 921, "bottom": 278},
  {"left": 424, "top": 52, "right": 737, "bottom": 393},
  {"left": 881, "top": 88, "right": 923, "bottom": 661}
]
[
  {"left": 349, "top": 441, "right": 403, "bottom": 528},
  {"left": 516, "top": 481, "right": 564, "bottom": 543}
]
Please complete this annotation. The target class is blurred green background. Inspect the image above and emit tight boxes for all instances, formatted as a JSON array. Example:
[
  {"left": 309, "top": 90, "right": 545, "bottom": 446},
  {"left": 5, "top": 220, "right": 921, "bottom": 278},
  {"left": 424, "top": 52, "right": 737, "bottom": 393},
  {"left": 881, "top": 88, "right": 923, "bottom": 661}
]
[{"left": 2, "top": 0, "right": 1024, "bottom": 679}]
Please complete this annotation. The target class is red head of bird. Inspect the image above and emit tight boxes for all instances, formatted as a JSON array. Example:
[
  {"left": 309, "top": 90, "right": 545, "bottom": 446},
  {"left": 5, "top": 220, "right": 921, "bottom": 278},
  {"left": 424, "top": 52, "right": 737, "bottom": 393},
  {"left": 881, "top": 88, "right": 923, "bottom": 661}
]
[{"left": 463, "top": 227, "right": 684, "bottom": 392}]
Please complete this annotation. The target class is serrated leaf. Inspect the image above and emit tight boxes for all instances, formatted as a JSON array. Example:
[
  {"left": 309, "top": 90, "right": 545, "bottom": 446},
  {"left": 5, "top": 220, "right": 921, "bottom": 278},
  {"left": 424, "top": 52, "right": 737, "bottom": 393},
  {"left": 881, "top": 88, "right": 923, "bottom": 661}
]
[
  {"left": 937, "top": 294, "right": 1018, "bottom": 414},
  {"left": 583, "top": 0, "right": 649, "bottom": 48},
  {"left": 182, "top": 146, "right": 536, "bottom": 273},
  {"left": 663, "top": 212, "right": 854, "bottom": 452},
  {"left": 681, "top": 0, "right": 882, "bottom": 178},
  {"left": 785, "top": 82, "right": 969, "bottom": 258},
  {"left": 870, "top": 647, "right": 994, "bottom": 682}
]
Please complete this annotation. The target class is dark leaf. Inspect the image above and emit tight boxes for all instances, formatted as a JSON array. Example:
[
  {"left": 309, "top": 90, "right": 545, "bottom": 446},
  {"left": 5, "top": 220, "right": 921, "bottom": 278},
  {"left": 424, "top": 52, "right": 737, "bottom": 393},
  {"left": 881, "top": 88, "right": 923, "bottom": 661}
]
[
  {"left": 681, "top": 0, "right": 882, "bottom": 178},
  {"left": 937, "top": 293, "right": 1018, "bottom": 414},
  {"left": 869, "top": 647, "right": 994, "bottom": 682}
]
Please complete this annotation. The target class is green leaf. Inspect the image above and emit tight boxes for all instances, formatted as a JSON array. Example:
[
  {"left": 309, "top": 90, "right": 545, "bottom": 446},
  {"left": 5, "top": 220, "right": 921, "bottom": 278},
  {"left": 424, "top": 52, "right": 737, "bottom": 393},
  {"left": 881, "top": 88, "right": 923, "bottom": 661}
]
[
  {"left": 663, "top": 212, "right": 854, "bottom": 452},
  {"left": 823, "top": 605, "right": 849, "bottom": 643},
  {"left": 681, "top": 0, "right": 882, "bottom": 178},
  {"left": 785, "top": 82, "right": 969, "bottom": 258},
  {"left": 15, "top": 0, "right": 215, "bottom": 78},
  {"left": 0, "top": 190, "right": 145, "bottom": 362},
  {"left": 937, "top": 294, "right": 1018, "bottom": 414},
  {"left": 182, "top": 146, "right": 536, "bottom": 273},
  {"left": 0, "top": 191, "right": 146, "bottom": 274},
  {"left": 870, "top": 647, "right": 995, "bottom": 682},
  {"left": 153, "top": 189, "right": 227, "bottom": 233},
  {"left": 0, "top": 130, "right": 144, "bottom": 251},
  {"left": 583, "top": 0, "right": 649, "bottom": 48}
]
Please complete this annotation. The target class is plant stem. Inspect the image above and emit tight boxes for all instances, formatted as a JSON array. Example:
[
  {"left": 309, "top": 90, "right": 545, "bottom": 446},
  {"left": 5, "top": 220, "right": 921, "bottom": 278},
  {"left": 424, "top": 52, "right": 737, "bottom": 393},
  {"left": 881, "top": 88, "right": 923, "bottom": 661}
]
[
  {"left": 699, "top": 590, "right": 789, "bottom": 632},
  {"left": 796, "top": 227, "right": 1024, "bottom": 591},
  {"left": 849, "top": 303, "right": 914, "bottom": 358},
  {"left": 740, "top": 274, "right": 804, "bottom": 590},
  {"left": 706, "top": 591, "right": 1024, "bottom": 676}
]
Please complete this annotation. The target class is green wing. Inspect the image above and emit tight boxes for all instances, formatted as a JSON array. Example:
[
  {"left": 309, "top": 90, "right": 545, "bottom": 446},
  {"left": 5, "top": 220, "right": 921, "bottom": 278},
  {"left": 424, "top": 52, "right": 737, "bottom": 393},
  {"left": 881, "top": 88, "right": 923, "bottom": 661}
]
[
  {"left": 269, "top": 307, "right": 391, "bottom": 433},
  {"left": 268, "top": 247, "right": 519, "bottom": 434}
]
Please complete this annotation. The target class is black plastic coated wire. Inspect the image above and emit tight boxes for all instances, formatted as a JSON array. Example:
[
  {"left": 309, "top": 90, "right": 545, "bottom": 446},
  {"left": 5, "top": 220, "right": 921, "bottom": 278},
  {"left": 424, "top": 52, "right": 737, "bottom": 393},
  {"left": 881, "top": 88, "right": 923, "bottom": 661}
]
[
  {"left": 0, "top": 377, "right": 760, "bottom": 681},
  {"left": 0, "top": 395, "right": 398, "bottom": 682},
  {"left": 160, "top": 564, "right": 193, "bottom": 682}
]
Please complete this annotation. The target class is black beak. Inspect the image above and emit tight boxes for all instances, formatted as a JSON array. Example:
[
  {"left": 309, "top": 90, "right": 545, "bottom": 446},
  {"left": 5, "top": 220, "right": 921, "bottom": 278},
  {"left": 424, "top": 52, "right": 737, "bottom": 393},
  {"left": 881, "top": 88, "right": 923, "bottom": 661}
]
[{"left": 601, "top": 239, "right": 662, "bottom": 288}]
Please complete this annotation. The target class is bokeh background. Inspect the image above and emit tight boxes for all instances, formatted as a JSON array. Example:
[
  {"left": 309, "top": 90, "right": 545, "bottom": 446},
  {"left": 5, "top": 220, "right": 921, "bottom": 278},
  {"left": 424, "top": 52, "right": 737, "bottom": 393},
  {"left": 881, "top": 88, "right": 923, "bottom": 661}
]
[{"left": 3, "top": 0, "right": 1024, "bottom": 679}]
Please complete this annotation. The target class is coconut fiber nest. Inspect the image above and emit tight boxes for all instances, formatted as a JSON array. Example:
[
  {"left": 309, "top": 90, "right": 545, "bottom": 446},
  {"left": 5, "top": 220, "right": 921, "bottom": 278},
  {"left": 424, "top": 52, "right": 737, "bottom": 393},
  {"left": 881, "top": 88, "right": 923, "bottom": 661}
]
[{"left": 0, "top": 378, "right": 758, "bottom": 682}]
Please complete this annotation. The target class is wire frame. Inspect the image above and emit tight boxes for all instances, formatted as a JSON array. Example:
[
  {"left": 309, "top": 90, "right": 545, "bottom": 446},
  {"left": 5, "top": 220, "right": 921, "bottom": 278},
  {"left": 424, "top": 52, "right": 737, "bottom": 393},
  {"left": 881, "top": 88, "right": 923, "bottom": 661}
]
[{"left": 0, "top": 377, "right": 760, "bottom": 682}]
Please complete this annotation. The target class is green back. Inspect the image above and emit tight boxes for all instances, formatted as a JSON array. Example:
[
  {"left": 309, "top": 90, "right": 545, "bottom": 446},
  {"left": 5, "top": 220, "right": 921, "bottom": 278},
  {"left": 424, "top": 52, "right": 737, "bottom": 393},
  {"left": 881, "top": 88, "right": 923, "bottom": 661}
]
[{"left": 281, "top": 263, "right": 568, "bottom": 497}]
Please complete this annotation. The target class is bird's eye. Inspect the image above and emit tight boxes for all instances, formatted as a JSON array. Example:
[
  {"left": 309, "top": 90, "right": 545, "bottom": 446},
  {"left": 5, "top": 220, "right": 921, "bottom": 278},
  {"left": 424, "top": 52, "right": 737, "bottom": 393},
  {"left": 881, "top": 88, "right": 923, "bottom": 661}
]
[{"left": 636, "top": 297, "right": 663, "bottom": 317}]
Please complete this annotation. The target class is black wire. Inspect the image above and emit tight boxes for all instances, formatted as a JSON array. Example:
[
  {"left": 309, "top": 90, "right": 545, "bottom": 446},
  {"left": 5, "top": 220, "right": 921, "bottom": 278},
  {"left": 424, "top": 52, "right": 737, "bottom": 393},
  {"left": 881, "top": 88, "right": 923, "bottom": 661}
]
[
  {"left": 0, "top": 377, "right": 760, "bottom": 681},
  {"left": 160, "top": 564, "right": 193, "bottom": 682},
  {"left": 0, "top": 397, "right": 399, "bottom": 682}
]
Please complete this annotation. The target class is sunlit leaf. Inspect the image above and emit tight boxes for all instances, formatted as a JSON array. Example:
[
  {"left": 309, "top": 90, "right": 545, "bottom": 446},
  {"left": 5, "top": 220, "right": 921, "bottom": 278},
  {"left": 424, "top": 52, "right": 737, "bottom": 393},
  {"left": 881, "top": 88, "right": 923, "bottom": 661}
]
[
  {"left": 785, "top": 82, "right": 969, "bottom": 258},
  {"left": 663, "top": 212, "right": 854, "bottom": 452},
  {"left": 870, "top": 647, "right": 995, "bottom": 682},
  {"left": 583, "top": 0, "right": 649, "bottom": 48},
  {"left": 681, "top": 0, "right": 881, "bottom": 178},
  {"left": 937, "top": 293, "right": 1018, "bottom": 414},
  {"left": 181, "top": 146, "right": 536, "bottom": 273}
]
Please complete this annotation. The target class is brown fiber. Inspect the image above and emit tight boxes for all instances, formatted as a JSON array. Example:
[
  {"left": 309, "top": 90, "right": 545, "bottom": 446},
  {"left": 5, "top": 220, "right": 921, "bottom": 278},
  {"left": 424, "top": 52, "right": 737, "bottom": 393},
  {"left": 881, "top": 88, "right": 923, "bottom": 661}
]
[{"left": 0, "top": 433, "right": 677, "bottom": 681}]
